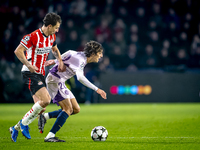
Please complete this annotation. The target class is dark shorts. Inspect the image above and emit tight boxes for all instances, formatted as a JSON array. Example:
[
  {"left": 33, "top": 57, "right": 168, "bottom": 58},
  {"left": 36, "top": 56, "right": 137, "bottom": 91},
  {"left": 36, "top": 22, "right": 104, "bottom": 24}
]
[{"left": 22, "top": 71, "right": 46, "bottom": 96}]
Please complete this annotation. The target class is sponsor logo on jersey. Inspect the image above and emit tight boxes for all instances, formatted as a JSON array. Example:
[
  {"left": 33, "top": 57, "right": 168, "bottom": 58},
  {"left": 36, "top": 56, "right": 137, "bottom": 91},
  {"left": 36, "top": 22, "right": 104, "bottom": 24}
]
[
  {"left": 38, "top": 81, "right": 43, "bottom": 85},
  {"left": 36, "top": 47, "right": 51, "bottom": 54},
  {"left": 80, "top": 62, "right": 85, "bottom": 70}
]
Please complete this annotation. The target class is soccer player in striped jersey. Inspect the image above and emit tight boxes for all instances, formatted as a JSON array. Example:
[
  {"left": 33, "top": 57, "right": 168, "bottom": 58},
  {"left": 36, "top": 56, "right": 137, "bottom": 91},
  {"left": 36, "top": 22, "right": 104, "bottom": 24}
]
[
  {"left": 39, "top": 41, "right": 107, "bottom": 142},
  {"left": 9, "top": 12, "right": 65, "bottom": 142}
]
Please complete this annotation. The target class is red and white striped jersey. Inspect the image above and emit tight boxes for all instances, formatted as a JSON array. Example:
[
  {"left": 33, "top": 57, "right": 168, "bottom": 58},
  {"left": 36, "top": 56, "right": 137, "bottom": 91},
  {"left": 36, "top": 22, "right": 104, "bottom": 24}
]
[{"left": 20, "top": 28, "right": 56, "bottom": 76}]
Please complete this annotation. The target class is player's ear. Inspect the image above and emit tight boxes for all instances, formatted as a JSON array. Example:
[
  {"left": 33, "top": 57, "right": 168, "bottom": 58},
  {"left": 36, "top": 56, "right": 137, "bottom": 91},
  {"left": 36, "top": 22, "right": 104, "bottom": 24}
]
[
  {"left": 90, "top": 53, "right": 95, "bottom": 57},
  {"left": 48, "top": 24, "right": 52, "bottom": 29}
]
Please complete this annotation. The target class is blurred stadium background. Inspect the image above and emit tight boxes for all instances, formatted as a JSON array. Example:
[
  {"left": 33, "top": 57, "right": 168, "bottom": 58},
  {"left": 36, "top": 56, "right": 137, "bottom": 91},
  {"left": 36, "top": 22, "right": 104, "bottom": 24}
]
[{"left": 0, "top": 0, "right": 200, "bottom": 104}]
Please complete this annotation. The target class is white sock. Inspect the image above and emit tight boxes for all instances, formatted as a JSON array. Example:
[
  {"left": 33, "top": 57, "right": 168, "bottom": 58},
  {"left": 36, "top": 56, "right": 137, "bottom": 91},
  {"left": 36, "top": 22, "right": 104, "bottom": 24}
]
[
  {"left": 44, "top": 113, "right": 50, "bottom": 120},
  {"left": 27, "top": 114, "right": 39, "bottom": 125},
  {"left": 14, "top": 121, "right": 21, "bottom": 131},
  {"left": 45, "top": 132, "right": 55, "bottom": 139},
  {"left": 22, "top": 102, "right": 44, "bottom": 125}
]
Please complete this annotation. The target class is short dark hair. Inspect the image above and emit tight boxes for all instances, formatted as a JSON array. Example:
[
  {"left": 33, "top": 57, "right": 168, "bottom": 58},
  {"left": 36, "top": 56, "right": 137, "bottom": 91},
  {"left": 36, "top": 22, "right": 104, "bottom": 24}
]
[
  {"left": 43, "top": 12, "right": 62, "bottom": 27},
  {"left": 84, "top": 41, "right": 103, "bottom": 57}
]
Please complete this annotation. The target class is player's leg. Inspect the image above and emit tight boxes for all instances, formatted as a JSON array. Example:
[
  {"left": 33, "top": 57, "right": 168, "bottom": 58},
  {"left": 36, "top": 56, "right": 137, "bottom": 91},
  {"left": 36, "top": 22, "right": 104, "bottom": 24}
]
[
  {"left": 21, "top": 87, "right": 51, "bottom": 126},
  {"left": 45, "top": 98, "right": 72, "bottom": 142},
  {"left": 38, "top": 109, "right": 62, "bottom": 133},
  {"left": 42, "top": 80, "right": 79, "bottom": 119},
  {"left": 21, "top": 72, "right": 51, "bottom": 127},
  {"left": 26, "top": 94, "right": 46, "bottom": 133},
  {"left": 38, "top": 98, "right": 80, "bottom": 133},
  {"left": 70, "top": 98, "right": 80, "bottom": 114},
  {"left": 9, "top": 72, "right": 51, "bottom": 142},
  {"left": 69, "top": 90, "right": 80, "bottom": 115},
  {"left": 39, "top": 94, "right": 80, "bottom": 127},
  {"left": 41, "top": 97, "right": 80, "bottom": 121},
  {"left": 38, "top": 79, "right": 80, "bottom": 134},
  {"left": 38, "top": 75, "right": 62, "bottom": 133},
  {"left": 33, "top": 95, "right": 46, "bottom": 115},
  {"left": 19, "top": 87, "right": 51, "bottom": 139},
  {"left": 9, "top": 87, "right": 50, "bottom": 142},
  {"left": 11, "top": 95, "right": 43, "bottom": 131}
]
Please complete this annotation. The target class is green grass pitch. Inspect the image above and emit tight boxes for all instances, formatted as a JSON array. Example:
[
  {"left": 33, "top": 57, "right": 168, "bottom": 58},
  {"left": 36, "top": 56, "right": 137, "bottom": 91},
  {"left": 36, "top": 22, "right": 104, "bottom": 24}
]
[{"left": 0, "top": 103, "right": 200, "bottom": 150}]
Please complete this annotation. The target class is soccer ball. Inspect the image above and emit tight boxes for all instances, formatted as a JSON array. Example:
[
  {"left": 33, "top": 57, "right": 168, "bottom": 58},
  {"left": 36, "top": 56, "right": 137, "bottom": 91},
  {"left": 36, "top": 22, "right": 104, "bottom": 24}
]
[{"left": 91, "top": 126, "right": 108, "bottom": 141}]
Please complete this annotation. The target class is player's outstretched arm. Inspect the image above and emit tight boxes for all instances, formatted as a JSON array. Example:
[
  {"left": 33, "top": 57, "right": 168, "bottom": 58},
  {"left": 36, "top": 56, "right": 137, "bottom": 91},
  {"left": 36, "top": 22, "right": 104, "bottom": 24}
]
[
  {"left": 96, "top": 89, "right": 107, "bottom": 99},
  {"left": 76, "top": 70, "right": 107, "bottom": 99},
  {"left": 44, "top": 60, "right": 56, "bottom": 67}
]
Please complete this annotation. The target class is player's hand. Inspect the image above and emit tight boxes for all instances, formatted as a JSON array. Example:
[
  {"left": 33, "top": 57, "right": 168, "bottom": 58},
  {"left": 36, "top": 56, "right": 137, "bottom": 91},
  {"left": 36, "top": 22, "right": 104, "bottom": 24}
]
[
  {"left": 58, "top": 60, "right": 66, "bottom": 72},
  {"left": 96, "top": 89, "right": 107, "bottom": 99},
  {"left": 28, "top": 65, "right": 38, "bottom": 73},
  {"left": 44, "top": 60, "right": 55, "bottom": 67}
]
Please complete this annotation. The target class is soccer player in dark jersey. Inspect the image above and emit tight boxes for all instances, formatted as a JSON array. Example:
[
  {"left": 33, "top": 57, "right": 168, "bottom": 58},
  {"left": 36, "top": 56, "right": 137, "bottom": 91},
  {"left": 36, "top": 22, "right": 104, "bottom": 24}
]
[{"left": 9, "top": 12, "right": 65, "bottom": 142}]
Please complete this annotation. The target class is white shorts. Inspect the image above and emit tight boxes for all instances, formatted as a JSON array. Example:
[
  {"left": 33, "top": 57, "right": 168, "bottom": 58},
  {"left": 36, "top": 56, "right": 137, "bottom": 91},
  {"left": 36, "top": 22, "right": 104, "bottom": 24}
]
[{"left": 46, "top": 73, "right": 75, "bottom": 105}]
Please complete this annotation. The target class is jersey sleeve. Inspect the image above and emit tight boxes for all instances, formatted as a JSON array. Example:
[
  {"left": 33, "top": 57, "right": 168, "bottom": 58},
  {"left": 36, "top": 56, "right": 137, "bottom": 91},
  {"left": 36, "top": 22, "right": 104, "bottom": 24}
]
[
  {"left": 20, "top": 34, "right": 34, "bottom": 49},
  {"left": 76, "top": 70, "right": 98, "bottom": 91},
  {"left": 53, "top": 41, "right": 57, "bottom": 47}
]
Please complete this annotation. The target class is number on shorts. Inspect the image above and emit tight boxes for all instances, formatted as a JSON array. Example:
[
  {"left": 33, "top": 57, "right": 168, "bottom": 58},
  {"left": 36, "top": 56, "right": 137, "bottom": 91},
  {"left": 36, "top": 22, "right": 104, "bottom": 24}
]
[{"left": 58, "top": 82, "right": 67, "bottom": 90}]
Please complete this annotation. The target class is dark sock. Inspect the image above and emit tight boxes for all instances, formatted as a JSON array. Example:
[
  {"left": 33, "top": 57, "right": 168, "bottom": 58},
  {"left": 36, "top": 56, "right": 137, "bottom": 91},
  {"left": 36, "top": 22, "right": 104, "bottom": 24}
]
[
  {"left": 48, "top": 109, "right": 74, "bottom": 119},
  {"left": 48, "top": 109, "right": 62, "bottom": 118},
  {"left": 50, "top": 111, "right": 69, "bottom": 134}
]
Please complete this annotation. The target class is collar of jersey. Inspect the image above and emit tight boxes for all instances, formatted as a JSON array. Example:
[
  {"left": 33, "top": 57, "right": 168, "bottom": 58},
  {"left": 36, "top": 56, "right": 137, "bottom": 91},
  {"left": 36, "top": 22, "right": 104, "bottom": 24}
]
[{"left": 39, "top": 28, "right": 49, "bottom": 38}]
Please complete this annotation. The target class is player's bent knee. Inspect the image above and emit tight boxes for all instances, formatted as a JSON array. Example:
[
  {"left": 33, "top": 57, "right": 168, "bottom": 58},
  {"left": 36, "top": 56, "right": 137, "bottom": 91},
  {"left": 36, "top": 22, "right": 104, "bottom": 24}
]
[
  {"left": 74, "top": 107, "right": 80, "bottom": 114},
  {"left": 46, "top": 94, "right": 51, "bottom": 102},
  {"left": 63, "top": 107, "right": 73, "bottom": 116},
  {"left": 44, "top": 101, "right": 50, "bottom": 106},
  {"left": 39, "top": 98, "right": 50, "bottom": 107},
  {"left": 69, "top": 107, "right": 73, "bottom": 115}
]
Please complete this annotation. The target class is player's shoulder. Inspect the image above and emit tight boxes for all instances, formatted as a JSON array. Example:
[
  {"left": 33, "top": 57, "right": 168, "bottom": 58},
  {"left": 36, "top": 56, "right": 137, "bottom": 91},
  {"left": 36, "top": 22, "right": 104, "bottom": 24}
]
[
  {"left": 67, "top": 50, "right": 79, "bottom": 55},
  {"left": 62, "top": 50, "right": 75, "bottom": 59},
  {"left": 30, "top": 29, "right": 40, "bottom": 36},
  {"left": 23, "top": 29, "right": 39, "bottom": 39},
  {"left": 73, "top": 51, "right": 86, "bottom": 58},
  {"left": 65, "top": 50, "right": 85, "bottom": 59},
  {"left": 68, "top": 50, "right": 75, "bottom": 53}
]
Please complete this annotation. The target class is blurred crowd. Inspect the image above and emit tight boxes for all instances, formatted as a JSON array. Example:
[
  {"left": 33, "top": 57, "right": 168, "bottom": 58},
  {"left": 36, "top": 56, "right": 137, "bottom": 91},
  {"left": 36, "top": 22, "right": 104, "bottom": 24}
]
[{"left": 1, "top": 0, "right": 200, "bottom": 103}]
